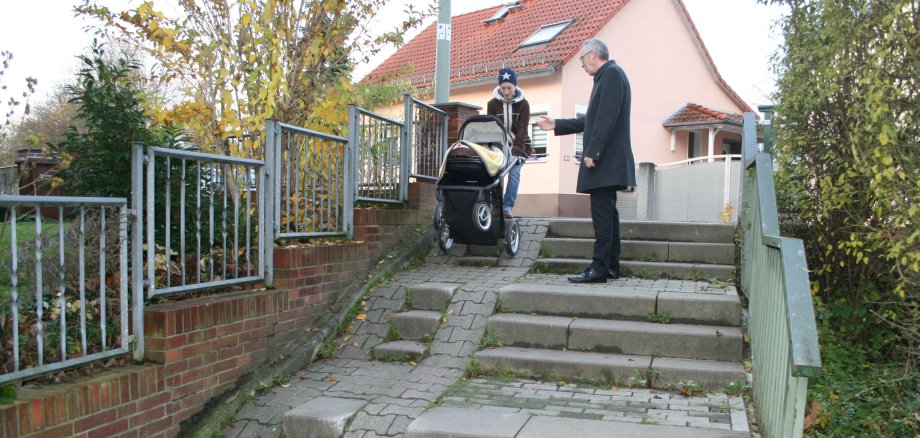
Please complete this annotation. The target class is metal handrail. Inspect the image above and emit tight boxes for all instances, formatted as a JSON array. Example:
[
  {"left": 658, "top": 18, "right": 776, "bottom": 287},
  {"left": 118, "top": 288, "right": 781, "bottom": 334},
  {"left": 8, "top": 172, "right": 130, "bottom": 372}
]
[
  {"left": 740, "top": 111, "right": 821, "bottom": 437},
  {"left": 654, "top": 154, "right": 742, "bottom": 168}
]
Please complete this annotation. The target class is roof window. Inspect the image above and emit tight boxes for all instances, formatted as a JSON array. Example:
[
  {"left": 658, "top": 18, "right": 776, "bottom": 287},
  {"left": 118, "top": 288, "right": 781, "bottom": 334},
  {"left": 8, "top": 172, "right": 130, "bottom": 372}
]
[
  {"left": 519, "top": 19, "right": 573, "bottom": 48},
  {"left": 484, "top": 2, "right": 523, "bottom": 24},
  {"left": 485, "top": 6, "right": 510, "bottom": 23}
]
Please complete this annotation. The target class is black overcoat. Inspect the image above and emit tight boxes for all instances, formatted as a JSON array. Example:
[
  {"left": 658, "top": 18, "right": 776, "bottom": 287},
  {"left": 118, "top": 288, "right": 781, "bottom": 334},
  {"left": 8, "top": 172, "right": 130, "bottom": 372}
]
[{"left": 554, "top": 60, "right": 636, "bottom": 193}]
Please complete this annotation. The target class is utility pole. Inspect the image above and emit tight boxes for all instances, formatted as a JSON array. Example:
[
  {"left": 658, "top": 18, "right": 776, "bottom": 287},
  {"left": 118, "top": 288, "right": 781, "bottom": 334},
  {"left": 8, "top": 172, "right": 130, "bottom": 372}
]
[{"left": 434, "top": 0, "right": 451, "bottom": 103}]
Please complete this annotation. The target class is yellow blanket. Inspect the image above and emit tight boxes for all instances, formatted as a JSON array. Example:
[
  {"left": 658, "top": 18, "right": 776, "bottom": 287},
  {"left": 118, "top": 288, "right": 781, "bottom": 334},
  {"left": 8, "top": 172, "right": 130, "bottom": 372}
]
[{"left": 438, "top": 140, "right": 506, "bottom": 180}]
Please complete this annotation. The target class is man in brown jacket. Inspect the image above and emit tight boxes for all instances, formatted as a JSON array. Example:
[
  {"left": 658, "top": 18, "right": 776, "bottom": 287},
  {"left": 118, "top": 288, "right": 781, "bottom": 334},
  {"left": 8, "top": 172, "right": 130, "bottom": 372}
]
[{"left": 487, "top": 68, "right": 532, "bottom": 219}]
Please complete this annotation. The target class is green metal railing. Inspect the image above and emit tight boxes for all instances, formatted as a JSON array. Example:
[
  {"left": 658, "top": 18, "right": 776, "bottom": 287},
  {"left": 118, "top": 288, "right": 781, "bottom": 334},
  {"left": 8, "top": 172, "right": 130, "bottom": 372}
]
[{"left": 740, "top": 111, "right": 822, "bottom": 438}]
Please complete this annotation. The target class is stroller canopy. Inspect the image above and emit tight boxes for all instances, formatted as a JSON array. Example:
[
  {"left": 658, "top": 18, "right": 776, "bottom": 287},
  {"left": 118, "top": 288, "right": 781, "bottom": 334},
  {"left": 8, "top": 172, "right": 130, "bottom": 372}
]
[{"left": 437, "top": 115, "right": 513, "bottom": 181}]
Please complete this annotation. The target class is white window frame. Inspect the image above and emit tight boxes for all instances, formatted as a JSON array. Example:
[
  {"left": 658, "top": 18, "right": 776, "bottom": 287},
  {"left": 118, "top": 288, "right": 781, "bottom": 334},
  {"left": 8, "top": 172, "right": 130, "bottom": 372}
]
[{"left": 519, "top": 20, "right": 574, "bottom": 48}]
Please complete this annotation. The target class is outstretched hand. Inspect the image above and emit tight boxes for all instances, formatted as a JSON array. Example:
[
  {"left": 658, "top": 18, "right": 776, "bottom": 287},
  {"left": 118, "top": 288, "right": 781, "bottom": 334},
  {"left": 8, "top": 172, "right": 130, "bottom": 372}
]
[{"left": 535, "top": 115, "right": 555, "bottom": 131}]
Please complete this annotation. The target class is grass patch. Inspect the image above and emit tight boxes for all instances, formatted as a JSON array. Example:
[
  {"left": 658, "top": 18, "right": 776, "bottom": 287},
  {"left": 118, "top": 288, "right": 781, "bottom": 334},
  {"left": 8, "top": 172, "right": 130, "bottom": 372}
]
[
  {"left": 723, "top": 380, "right": 748, "bottom": 396},
  {"left": 538, "top": 244, "right": 554, "bottom": 258},
  {"left": 678, "top": 380, "right": 705, "bottom": 397},
  {"left": 628, "top": 367, "right": 661, "bottom": 389},
  {"left": 479, "top": 329, "right": 502, "bottom": 348},
  {"left": 647, "top": 310, "right": 672, "bottom": 324},
  {"left": 316, "top": 340, "right": 336, "bottom": 360},
  {"left": 805, "top": 341, "right": 920, "bottom": 436},
  {"left": 494, "top": 296, "right": 508, "bottom": 313},
  {"left": 384, "top": 322, "right": 400, "bottom": 342}
]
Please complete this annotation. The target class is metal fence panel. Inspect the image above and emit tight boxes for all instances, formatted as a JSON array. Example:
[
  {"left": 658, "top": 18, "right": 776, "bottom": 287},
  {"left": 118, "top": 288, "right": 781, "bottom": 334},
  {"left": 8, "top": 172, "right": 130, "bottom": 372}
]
[
  {"left": 404, "top": 96, "right": 448, "bottom": 182},
  {"left": 268, "top": 120, "right": 350, "bottom": 240},
  {"left": 652, "top": 156, "right": 741, "bottom": 223},
  {"left": 740, "top": 112, "right": 821, "bottom": 438},
  {"left": 136, "top": 145, "right": 266, "bottom": 298},
  {"left": 0, "top": 196, "right": 131, "bottom": 384},
  {"left": 351, "top": 105, "right": 406, "bottom": 204}
]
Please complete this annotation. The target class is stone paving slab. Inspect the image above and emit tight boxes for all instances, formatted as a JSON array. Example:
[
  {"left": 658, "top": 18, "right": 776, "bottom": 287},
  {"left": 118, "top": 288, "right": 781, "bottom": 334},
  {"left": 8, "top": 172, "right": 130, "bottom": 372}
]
[
  {"left": 438, "top": 377, "right": 749, "bottom": 435},
  {"left": 406, "top": 406, "right": 530, "bottom": 438},
  {"left": 283, "top": 396, "right": 367, "bottom": 438},
  {"left": 408, "top": 283, "right": 458, "bottom": 311}
]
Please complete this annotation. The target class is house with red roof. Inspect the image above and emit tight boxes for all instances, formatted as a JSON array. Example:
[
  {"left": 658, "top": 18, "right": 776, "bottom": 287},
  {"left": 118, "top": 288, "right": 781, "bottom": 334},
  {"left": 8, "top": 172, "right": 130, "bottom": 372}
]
[{"left": 365, "top": 0, "right": 752, "bottom": 218}]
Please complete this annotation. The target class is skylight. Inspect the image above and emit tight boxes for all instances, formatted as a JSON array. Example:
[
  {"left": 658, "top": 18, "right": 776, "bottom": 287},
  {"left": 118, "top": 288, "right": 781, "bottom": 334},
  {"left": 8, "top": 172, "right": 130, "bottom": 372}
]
[
  {"left": 485, "top": 6, "right": 510, "bottom": 23},
  {"left": 519, "top": 19, "right": 573, "bottom": 48}
]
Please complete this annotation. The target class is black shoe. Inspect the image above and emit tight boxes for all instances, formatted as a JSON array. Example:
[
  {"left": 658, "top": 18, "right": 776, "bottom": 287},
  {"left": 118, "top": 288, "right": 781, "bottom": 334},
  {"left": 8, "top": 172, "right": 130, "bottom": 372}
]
[
  {"left": 568, "top": 268, "right": 607, "bottom": 283},
  {"left": 608, "top": 270, "right": 619, "bottom": 280}
]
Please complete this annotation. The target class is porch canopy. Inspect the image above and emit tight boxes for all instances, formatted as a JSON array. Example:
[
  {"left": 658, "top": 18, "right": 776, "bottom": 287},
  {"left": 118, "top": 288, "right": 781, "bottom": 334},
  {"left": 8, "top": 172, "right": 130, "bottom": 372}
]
[{"left": 662, "top": 102, "right": 748, "bottom": 160}]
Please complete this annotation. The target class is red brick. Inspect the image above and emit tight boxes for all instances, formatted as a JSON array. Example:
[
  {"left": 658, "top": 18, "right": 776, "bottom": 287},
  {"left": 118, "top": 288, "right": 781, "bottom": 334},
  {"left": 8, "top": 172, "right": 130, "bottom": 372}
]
[
  {"left": 210, "top": 334, "right": 239, "bottom": 351},
  {"left": 29, "top": 399, "right": 44, "bottom": 431},
  {"left": 172, "top": 379, "right": 206, "bottom": 398},
  {"left": 74, "top": 408, "right": 117, "bottom": 433},
  {"left": 216, "top": 343, "right": 244, "bottom": 361},
  {"left": 136, "top": 414, "right": 174, "bottom": 437},
  {"left": 137, "top": 392, "right": 171, "bottom": 413},
  {"left": 117, "top": 401, "right": 138, "bottom": 419},
  {"left": 165, "top": 359, "right": 188, "bottom": 377},
  {"left": 26, "top": 422, "right": 75, "bottom": 438},
  {"left": 178, "top": 342, "right": 209, "bottom": 360},
  {"left": 128, "top": 405, "right": 166, "bottom": 429},
  {"left": 87, "top": 419, "right": 129, "bottom": 438},
  {"left": 2, "top": 406, "right": 19, "bottom": 437}
]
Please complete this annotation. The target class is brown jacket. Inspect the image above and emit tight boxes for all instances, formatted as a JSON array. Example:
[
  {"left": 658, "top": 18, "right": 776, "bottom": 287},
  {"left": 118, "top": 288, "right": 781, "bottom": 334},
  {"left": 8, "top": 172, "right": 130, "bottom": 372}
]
[{"left": 486, "top": 86, "right": 532, "bottom": 158}]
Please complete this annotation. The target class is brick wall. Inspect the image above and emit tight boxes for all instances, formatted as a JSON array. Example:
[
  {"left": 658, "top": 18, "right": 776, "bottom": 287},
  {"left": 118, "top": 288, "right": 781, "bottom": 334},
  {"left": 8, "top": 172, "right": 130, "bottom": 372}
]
[{"left": 1, "top": 182, "right": 436, "bottom": 438}]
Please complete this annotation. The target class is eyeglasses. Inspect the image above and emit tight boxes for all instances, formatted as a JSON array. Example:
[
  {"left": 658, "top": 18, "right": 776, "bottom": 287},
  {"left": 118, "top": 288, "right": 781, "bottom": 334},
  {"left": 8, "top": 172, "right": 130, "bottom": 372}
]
[{"left": 579, "top": 51, "right": 593, "bottom": 64}]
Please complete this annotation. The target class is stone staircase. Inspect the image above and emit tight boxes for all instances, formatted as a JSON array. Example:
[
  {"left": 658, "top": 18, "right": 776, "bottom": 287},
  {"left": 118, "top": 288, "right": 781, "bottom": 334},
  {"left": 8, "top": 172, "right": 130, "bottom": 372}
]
[
  {"left": 472, "top": 219, "right": 746, "bottom": 392},
  {"left": 538, "top": 219, "right": 737, "bottom": 281},
  {"left": 372, "top": 283, "right": 458, "bottom": 362}
]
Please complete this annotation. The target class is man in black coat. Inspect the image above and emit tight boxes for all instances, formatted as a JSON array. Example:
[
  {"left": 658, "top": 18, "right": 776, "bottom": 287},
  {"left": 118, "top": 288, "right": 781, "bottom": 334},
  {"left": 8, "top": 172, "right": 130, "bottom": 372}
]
[{"left": 537, "top": 38, "right": 636, "bottom": 283}]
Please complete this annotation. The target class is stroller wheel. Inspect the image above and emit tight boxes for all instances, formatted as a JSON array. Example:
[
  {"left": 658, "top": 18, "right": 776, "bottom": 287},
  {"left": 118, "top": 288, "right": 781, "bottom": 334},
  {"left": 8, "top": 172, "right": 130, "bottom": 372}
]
[
  {"left": 438, "top": 223, "right": 454, "bottom": 253},
  {"left": 472, "top": 202, "right": 492, "bottom": 232},
  {"left": 433, "top": 201, "right": 445, "bottom": 230},
  {"left": 504, "top": 219, "right": 520, "bottom": 257}
]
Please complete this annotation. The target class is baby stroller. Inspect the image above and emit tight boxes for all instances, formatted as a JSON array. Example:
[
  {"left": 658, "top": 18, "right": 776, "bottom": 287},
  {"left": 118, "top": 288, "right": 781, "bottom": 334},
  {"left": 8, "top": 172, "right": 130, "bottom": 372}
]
[{"left": 433, "top": 115, "right": 521, "bottom": 256}]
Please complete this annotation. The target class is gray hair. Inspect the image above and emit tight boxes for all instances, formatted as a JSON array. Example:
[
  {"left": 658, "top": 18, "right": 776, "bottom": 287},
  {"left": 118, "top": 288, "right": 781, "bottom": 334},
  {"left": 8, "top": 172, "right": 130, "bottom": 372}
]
[{"left": 581, "top": 39, "right": 609, "bottom": 61}]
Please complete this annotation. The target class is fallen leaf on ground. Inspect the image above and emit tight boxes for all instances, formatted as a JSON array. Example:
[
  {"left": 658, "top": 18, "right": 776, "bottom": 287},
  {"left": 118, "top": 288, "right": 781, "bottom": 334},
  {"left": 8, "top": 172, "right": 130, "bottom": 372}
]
[
  {"left": 356, "top": 313, "right": 367, "bottom": 321},
  {"left": 409, "top": 361, "right": 417, "bottom": 366},
  {"left": 323, "top": 375, "right": 337, "bottom": 382}
]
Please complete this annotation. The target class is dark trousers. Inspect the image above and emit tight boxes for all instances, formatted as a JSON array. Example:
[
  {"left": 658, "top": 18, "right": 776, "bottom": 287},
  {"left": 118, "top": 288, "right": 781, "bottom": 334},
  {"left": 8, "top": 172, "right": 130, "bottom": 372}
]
[{"left": 588, "top": 186, "right": 621, "bottom": 273}]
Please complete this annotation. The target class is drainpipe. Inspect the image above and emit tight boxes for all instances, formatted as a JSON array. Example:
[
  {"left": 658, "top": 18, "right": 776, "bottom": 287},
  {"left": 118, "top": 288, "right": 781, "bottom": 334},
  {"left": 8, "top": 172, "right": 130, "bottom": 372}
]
[{"left": 434, "top": 0, "right": 452, "bottom": 104}]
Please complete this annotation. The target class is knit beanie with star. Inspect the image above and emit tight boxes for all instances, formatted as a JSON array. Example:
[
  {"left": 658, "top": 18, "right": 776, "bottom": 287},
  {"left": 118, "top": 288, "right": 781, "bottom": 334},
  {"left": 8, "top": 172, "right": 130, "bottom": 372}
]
[{"left": 498, "top": 68, "right": 517, "bottom": 86}]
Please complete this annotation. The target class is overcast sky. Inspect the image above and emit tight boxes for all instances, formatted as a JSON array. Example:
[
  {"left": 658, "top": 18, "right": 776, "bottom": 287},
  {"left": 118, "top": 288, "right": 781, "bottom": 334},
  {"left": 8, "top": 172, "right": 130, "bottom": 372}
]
[{"left": 0, "top": 0, "right": 785, "bottom": 119}]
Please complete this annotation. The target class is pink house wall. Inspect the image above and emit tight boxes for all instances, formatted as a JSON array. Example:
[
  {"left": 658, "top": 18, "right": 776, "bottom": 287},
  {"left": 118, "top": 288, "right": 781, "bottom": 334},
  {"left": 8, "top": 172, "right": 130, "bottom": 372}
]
[{"left": 413, "top": 0, "right": 749, "bottom": 216}]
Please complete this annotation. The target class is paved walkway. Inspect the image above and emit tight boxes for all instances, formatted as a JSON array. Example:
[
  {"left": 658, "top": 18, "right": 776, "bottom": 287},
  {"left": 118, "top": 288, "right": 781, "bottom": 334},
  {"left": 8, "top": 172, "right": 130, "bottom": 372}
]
[{"left": 221, "top": 219, "right": 750, "bottom": 437}]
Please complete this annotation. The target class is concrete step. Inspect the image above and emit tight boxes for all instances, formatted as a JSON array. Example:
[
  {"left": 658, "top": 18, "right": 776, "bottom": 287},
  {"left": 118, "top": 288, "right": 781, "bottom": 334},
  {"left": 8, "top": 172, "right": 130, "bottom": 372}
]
[
  {"left": 659, "top": 291, "right": 742, "bottom": 327},
  {"left": 473, "top": 347, "right": 745, "bottom": 391},
  {"left": 498, "top": 284, "right": 741, "bottom": 326},
  {"left": 488, "top": 314, "right": 742, "bottom": 362},
  {"left": 408, "top": 282, "right": 458, "bottom": 311},
  {"left": 538, "top": 258, "right": 736, "bottom": 281},
  {"left": 543, "top": 238, "right": 735, "bottom": 265},
  {"left": 498, "top": 284, "right": 657, "bottom": 320},
  {"left": 407, "top": 406, "right": 750, "bottom": 438},
  {"left": 548, "top": 219, "right": 735, "bottom": 243},
  {"left": 454, "top": 256, "right": 499, "bottom": 267},
  {"left": 392, "top": 310, "right": 441, "bottom": 341},
  {"left": 283, "top": 396, "right": 366, "bottom": 438},
  {"left": 373, "top": 340, "right": 428, "bottom": 362}
]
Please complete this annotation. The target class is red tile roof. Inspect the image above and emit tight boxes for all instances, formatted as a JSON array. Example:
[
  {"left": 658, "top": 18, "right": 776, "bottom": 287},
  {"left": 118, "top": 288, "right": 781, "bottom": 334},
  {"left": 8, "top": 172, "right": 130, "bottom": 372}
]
[
  {"left": 364, "top": 0, "right": 627, "bottom": 86},
  {"left": 364, "top": 0, "right": 753, "bottom": 115},
  {"left": 662, "top": 103, "right": 744, "bottom": 127}
]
